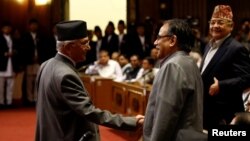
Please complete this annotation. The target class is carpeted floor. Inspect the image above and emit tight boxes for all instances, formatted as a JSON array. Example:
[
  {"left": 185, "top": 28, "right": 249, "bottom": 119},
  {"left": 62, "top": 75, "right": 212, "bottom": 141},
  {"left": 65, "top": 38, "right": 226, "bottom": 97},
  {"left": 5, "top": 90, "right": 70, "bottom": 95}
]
[{"left": 0, "top": 107, "right": 140, "bottom": 141}]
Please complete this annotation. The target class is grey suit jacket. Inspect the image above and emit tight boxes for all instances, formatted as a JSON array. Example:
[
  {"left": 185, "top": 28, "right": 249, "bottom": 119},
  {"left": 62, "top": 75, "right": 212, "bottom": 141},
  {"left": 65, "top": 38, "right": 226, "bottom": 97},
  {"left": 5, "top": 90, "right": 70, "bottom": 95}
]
[
  {"left": 35, "top": 53, "right": 137, "bottom": 141},
  {"left": 143, "top": 51, "right": 204, "bottom": 141}
]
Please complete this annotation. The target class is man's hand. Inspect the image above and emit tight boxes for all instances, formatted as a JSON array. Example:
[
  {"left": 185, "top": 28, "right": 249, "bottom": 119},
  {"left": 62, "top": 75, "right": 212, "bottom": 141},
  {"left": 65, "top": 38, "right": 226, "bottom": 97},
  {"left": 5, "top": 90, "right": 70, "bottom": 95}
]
[
  {"left": 135, "top": 114, "right": 144, "bottom": 126},
  {"left": 209, "top": 77, "right": 219, "bottom": 96},
  {"left": 134, "top": 114, "right": 144, "bottom": 140}
]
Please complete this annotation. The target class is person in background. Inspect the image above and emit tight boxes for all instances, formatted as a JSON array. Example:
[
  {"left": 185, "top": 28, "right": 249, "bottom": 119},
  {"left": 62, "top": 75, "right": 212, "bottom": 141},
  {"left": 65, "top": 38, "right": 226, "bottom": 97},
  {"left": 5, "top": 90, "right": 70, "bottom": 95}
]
[
  {"left": 131, "top": 57, "right": 159, "bottom": 86},
  {"left": 0, "top": 22, "right": 20, "bottom": 108},
  {"left": 46, "top": 23, "right": 58, "bottom": 60},
  {"left": 94, "top": 26, "right": 103, "bottom": 60},
  {"left": 21, "top": 18, "right": 46, "bottom": 106},
  {"left": 117, "top": 54, "right": 131, "bottom": 78},
  {"left": 230, "top": 91, "right": 250, "bottom": 126},
  {"left": 35, "top": 20, "right": 144, "bottom": 141},
  {"left": 85, "top": 50, "right": 123, "bottom": 82},
  {"left": 189, "top": 51, "right": 202, "bottom": 68},
  {"left": 111, "top": 51, "right": 120, "bottom": 62},
  {"left": 117, "top": 20, "right": 129, "bottom": 56},
  {"left": 130, "top": 23, "right": 153, "bottom": 59},
  {"left": 101, "top": 21, "right": 119, "bottom": 57},
  {"left": 200, "top": 5, "right": 250, "bottom": 130},
  {"left": 143, "top": 19, "right": 205, "bottom": 141},
  {"left": 150, "top": 48, "right": 160, "bottom": 68},
  {"left": 124, "top": 54, "right": 141, "bottom": 81}
]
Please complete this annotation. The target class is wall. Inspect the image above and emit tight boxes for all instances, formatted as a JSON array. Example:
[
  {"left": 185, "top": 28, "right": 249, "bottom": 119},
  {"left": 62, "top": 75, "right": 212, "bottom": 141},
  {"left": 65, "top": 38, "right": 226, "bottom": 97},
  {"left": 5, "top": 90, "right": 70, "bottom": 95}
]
[
  {"left": 69, "top": 0, "right": 127, "bottom": 34},
  {"left": 0, "top": 0, "right": 64, "bottom": 35}
]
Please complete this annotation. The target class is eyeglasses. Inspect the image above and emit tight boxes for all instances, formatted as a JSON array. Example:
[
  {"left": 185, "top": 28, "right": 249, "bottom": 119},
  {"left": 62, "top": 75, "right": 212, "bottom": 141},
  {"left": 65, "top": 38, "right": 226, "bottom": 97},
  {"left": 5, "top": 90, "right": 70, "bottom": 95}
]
[
  {"left": 156, "top": 34, "right": 172, "bottom": 40},
  {"left": 72, "top": 40, "right": 90, "bottom": 48},
  {"left": 79, "top": 41, "right": 90, "bottom": 47},
  {"left": 208, "top": 20, "right": 232, "bottom": 26}
]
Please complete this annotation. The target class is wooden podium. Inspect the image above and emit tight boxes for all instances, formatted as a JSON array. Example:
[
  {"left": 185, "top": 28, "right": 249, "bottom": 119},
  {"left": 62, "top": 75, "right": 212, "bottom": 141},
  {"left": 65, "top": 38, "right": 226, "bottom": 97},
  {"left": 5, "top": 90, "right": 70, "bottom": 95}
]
[
  {"left": 80, "top": 74, "right": 152, "bottom": 116},
  {"left": 80, "top": 74, "right": 113, "bottom": 111},
  {"left": 112, "top": 82, "right": 151, "bottom": 116}
]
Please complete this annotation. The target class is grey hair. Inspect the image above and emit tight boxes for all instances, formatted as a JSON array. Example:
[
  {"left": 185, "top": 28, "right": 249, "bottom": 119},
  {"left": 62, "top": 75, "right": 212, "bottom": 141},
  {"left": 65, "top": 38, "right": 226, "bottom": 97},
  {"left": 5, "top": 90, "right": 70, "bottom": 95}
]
[{"left": 56, "top": 40, "right": 78, "bottom": 51}]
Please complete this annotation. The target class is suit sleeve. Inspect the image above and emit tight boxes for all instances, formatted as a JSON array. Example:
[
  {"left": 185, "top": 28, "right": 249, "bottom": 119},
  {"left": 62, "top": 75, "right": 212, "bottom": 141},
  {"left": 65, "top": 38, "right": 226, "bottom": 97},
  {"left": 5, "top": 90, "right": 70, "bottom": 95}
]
[
  {"left": 219, "top": 46, "right": 250, "bottom": 91},
  {"left": 60, "top": 74, "right": 137, "bottom": 131},
  {"left": 150, "top": 63, "right": 190, "bottom": 141}
]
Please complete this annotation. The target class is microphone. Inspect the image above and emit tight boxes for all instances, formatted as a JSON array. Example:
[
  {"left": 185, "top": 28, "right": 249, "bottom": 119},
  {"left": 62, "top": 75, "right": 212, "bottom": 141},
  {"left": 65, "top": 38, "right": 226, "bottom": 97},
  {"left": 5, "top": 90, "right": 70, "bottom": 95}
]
[{"left": 79, "top": 131, "right": 94, "bottom": 141}]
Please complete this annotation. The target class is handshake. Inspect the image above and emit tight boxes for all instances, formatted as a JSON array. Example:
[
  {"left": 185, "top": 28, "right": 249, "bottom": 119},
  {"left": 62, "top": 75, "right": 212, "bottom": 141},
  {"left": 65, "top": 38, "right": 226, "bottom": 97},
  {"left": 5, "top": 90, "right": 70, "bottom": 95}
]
[
  {"left": 135, "top": 114, "right": 145, "bottom": 127},
  {"left": 134, "top": 114, "right": 145, "bottom": 140}
]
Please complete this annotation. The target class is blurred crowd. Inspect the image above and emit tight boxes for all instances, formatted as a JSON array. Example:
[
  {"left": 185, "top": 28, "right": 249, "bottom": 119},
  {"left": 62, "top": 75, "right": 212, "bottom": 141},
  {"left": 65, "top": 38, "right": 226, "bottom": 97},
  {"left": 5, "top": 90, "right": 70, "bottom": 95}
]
[{"left": 0, "top": 17, "right": 249, "bottom": 110}]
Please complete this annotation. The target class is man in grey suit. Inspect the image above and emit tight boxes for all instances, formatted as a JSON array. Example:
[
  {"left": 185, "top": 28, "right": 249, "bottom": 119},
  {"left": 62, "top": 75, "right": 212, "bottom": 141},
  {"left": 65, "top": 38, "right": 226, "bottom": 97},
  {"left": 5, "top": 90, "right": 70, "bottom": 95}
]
[
  {"left": 143, "top": 19, "right": 206, "bottom": 141},
  {"left": 35, "top": 20, "right": 144, "bottom": 141}
]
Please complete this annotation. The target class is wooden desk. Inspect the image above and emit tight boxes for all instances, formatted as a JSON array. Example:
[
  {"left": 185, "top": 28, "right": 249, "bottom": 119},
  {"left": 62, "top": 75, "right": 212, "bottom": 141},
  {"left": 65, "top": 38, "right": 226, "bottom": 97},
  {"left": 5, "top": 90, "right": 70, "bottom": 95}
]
[
  {"left": 80, "top": 74, "right": 152, "bottom": 115},
  {"left": 80, "top": 74, "right": 113, "bottom": 111},
  {"left": 112, "top": 82, "right": 151, "bottom": 116}
]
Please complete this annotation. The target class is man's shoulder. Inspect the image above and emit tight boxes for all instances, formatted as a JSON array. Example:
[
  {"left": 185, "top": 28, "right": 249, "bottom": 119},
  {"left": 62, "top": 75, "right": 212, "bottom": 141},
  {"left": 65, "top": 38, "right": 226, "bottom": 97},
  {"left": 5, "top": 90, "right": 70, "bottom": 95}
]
[{"left": 223, "top": 36, "right": 244, "bottom": 48}]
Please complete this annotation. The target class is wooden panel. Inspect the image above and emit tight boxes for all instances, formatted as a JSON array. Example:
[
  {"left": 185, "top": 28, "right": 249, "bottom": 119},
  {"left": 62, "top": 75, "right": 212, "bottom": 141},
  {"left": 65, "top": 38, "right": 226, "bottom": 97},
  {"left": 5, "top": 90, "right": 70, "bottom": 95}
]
[
  {"left": 127, "top": 89, "right": 145, "bottom": 115},
  {"left": 80, "top": 74, "right": 113, "bottom": 111},
  {"left": 112, "top": 81, "right": 151, "bottom": 115},
  {"left": 81, "top": 75, "right": 152, "bottom": 115},
  {"left": 80, "top": 75, "right": 95, "bottom": 104},
  {"left": 112, "top": 85, "right": 127, "bottom": 114},
  {"left": 94, "top": 78, "right": 113, "bottom": 111}
]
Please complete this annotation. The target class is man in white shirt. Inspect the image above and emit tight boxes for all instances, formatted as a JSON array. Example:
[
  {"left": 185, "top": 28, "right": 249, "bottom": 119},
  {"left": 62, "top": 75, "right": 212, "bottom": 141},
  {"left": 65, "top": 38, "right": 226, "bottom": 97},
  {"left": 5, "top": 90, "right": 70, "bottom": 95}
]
[{"left": 85, "top": 50, "right": 123, "bottom": 82}]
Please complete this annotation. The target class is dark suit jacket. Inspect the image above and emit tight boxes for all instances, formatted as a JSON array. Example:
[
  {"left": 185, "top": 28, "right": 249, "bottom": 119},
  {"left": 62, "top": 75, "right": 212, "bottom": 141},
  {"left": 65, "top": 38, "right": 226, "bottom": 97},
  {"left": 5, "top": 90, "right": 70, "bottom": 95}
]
[
  {"left": 101, "top": 33, "right": 119, "bottom": 57},
  {"left": 35, "top": 54, "right": 137, "bottom": 141},
  {"left": 201, "top": 36, "right": 250, "bottom": 129},
  {"left": 0, "top": 34, "right": 20, "bottom": 72},
  {"left": 119, "top": 34, "right": 129, "bottom": 55},
  {"left": 21, "top": 32, "right": 48, "bottom": 65},
  {"left": 129, "top": 34, "right": 153, "bottom": 59}
]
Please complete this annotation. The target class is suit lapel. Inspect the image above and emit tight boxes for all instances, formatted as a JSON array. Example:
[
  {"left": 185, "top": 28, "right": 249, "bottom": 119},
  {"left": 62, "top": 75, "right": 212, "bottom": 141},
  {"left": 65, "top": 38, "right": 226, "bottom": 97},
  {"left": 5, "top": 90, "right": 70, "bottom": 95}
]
[
  {"left": 201, "top": 37, "right": 231, "bottom": 76},
  {"left": 200, "top": 44, "right": 211, "bottom": 71}
]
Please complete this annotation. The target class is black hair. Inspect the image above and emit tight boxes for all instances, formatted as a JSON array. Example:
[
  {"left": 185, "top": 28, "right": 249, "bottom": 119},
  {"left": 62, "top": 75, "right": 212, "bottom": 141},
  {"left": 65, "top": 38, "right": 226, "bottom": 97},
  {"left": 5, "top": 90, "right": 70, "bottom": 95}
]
[
  {"left": 94, "top": 26, "right": 102, "bottom": 32},
  {"left": 143, "top": 57, "right": 155, "bottom": 66},
  {"left": 118, "top": 20, "right": 125, "bottom": 26},
  {"left": 164, "top": 19, "right": 195, "bottom": 53}
]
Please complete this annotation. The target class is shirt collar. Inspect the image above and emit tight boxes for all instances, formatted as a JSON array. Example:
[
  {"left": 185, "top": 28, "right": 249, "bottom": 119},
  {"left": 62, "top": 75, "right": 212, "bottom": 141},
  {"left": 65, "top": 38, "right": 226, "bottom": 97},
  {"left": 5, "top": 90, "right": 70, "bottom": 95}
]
[{"left": 210, "top": 34, "right": 231, "bottom": 49}]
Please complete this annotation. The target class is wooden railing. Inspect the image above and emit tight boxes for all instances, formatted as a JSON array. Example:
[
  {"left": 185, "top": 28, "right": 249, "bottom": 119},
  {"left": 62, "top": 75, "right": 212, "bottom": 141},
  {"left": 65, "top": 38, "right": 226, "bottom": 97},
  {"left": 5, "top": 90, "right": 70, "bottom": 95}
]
[{"left": 80, "top": 74, "right": 151, "bottom": 116}]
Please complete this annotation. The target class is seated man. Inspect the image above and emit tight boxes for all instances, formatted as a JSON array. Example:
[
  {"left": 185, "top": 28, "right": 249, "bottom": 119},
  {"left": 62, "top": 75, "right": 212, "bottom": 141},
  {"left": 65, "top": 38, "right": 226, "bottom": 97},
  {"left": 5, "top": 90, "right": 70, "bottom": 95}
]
[
  {"left": 230, "top": 88, "right": 250, "bottom": 125},
  {"left": 123, "top": 54, "right": 141, "bottom": 81},
  {"left": 85, "top": 50, "right": 123, "bottom": 82},
  {"left": 131, "top": 57, "right": 159, "bottom": 86},
  {"left": 117, "top": 54, "right": 131, "bottom": 79}
]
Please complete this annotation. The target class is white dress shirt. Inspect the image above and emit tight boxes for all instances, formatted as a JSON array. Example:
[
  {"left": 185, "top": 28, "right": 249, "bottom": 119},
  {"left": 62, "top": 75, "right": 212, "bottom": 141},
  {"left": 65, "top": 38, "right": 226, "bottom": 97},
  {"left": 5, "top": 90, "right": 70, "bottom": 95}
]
[
  {"left": 85, "top": 59, "right": 123, "bottom": 82},
  {"left": 201, "top": 34, "right": 230, "bottom": 74}
]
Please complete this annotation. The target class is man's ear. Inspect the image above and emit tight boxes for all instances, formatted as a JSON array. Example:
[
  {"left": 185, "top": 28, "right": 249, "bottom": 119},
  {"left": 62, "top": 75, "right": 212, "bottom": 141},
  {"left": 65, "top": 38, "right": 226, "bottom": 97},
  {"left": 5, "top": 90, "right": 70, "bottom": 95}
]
[
  {"left": 62, "top": 43, "right": 72, "bottom": 56},
  {"left": 170, "top": 35, "right": 177, "bottom": 47}
]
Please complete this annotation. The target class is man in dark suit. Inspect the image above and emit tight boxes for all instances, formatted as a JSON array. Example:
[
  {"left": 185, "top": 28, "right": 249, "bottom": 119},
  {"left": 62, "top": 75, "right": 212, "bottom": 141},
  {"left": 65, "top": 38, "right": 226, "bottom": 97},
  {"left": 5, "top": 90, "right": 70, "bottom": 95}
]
[
  {"left": 35, "top": 20, "right": 144, "bottom": 141},
  {"left": 117, "top": 20, "right": 129, "bottom": 56},
  {"left": 129, "top": 23, "right": 153, "bottom": 59},
  {"left": 101, "top": 21, "right": 119, "bottom": 57},
  {"left": 21, "top": 19, "right": 47, "bottom": 105},
  {"left": 0, "top": 22, "right": 21, "bottom": 108},
  {"left": 201, "top": 5, "right": 250, "bottom": 130}
]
